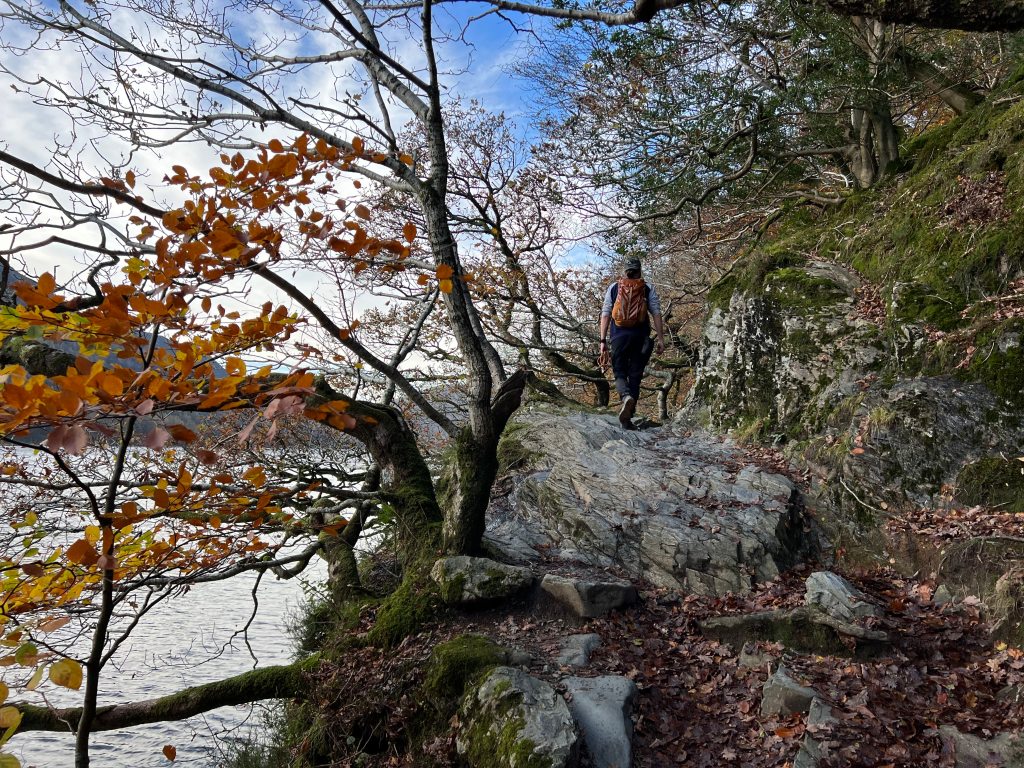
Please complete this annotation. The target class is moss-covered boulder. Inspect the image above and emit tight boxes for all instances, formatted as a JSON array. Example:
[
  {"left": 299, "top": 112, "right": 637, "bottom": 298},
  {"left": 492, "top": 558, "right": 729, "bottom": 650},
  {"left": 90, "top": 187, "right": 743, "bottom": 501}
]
[
  {"left": 423, "top": 635, "right": 508, "bottom": 712},
  {"left": 456, "top": 666, "right": 578, "bottom": 768},
  {"left": 430, "top": 556, "right": 535, "bottom": 605}
]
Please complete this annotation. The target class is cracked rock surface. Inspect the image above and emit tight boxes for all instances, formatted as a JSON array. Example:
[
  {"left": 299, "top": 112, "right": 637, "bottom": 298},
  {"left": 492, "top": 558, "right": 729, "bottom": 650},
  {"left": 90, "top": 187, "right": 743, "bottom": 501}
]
[{"left": 485, "top": 411, "right": 816, "bottom": 596}]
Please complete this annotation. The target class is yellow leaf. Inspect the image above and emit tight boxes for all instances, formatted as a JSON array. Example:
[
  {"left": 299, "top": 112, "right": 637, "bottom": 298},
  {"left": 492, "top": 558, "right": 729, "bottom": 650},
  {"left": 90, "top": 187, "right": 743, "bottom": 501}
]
[
  {"left": 49, "top": 659, "right": 83, "bottom": 691},
  {"left": 163, "top": 745, "right": 177, "bottom": 761},
  {"left": 25, "top": 667, "right": 44, "bottom": 692},
  {"left": 436, "top": 264, "right": 454, "bottom": 280},
  {"left": 268, "top": 138, "right": 284, "bottom": 153},
  {"left": 0, "top": 708, "right": 20, "bottom": 730},
  {"left": 399, "top": 153, "right": 414, "bottom": 165},
  {"left": 0, "top": 683, "right": 7, "bottom": 705},
  {"left": 439, "top": 279, "right": 453, "bottom": 294},
  {"left": 0, "top": 754, "right": 21, "bottom": 768},
  {"left": 352, "top": 137, "right": 364, "bottom": 154}
]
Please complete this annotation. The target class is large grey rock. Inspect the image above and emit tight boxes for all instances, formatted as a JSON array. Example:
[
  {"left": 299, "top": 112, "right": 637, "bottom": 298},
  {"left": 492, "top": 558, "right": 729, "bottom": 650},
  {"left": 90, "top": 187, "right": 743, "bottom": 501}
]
[
  {"left": 760, "top": 665, "right": 816, "bottom": 717},
  {"left": 805, "top": 571, "right": 880, "bottom": 623},
  {"left": 485, "top": 412, "right": 816, "bottom": 597},
  {"left": 457, "top": 666, "right": 579, "bottom": 768},
  {"left": 540, "top": 574, "right": 637, "bottom": 618},
  {"left": 557, "top": 634, "right": 602, "bottom": 668},
  {"left": 939, "top": 725, "right": 1024, "bottom": 768},
  {"left": 687, "top": 264, "right": 1024, "bottom": 515},
  {"left": 431, "top": 556, "right": 535, "bottom": 605},
  {"left": 563, "top": 676, "right": 637, "bottom": 768},
  {"left": 689, "top": 263, "right": 878, "bottom": 436}
]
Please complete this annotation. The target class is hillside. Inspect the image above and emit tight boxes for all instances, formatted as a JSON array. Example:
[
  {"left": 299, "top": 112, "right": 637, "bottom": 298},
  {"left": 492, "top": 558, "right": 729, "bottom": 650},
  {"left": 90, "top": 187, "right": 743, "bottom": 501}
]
[{"left": 688, "top": 70, "right": 1024, "bottom": 580}]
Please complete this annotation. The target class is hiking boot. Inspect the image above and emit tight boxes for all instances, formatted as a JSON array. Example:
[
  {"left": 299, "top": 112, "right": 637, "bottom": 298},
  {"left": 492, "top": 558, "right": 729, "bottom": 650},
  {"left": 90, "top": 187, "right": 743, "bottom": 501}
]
[{"left": 618, "top": 395, "right": 636, "bottom": 428}]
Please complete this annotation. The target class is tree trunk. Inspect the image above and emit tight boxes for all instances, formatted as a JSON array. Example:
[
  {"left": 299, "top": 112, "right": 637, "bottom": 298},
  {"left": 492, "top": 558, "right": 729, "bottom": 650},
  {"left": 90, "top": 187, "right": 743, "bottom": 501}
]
[
  {"left": 15, "top": 656, "right": 318, "bottom": 732},
  {"left": 903, "top": 53, "right": 983, "bottom": 115}
]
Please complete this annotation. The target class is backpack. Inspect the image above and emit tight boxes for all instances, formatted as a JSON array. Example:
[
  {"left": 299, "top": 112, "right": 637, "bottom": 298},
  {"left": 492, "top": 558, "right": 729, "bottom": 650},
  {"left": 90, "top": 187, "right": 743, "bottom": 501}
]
[{"left": 611, "top": 278, "right": 649, "bottom": 328}]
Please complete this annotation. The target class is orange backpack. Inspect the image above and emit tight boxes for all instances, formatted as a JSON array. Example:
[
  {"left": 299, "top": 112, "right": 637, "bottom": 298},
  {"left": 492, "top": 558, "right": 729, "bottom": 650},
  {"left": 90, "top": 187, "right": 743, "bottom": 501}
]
[{"left": 611, "top": 278, "right": 649, "bottom": 328}]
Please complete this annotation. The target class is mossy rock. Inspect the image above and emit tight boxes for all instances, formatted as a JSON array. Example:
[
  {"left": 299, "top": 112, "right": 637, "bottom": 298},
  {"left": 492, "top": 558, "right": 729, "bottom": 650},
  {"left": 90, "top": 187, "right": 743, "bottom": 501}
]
[
  {"left": 956, "top": 457, "right": 1024, "bottom": 512},
  {"left": 457, "top": 667, "right": 578, "bottom": 768},
  {"left": 423, "top": 634, "right": 506, "bottom": 711},
  {"left": 763, "top": 267, "right": 848, "bottom": 311}
]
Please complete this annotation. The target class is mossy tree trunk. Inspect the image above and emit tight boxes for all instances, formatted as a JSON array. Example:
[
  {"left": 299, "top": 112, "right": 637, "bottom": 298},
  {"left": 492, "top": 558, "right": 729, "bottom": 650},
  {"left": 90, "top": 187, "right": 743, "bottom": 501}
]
[{"left": 440, "top": 370, "right": 530, "bottom": 556}]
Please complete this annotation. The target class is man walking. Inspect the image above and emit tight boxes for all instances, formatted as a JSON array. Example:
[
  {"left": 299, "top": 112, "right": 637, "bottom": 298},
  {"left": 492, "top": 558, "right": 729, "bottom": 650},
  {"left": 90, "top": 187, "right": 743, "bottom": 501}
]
[{"left": 599, "top": 258, "right": 665, "bottom": 430}]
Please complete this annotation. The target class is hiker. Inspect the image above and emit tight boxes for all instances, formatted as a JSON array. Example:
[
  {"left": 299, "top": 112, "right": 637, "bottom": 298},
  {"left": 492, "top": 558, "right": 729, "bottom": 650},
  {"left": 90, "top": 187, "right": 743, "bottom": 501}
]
[{"left": 599, "top": 258, "right": 665, "bottom": 430}]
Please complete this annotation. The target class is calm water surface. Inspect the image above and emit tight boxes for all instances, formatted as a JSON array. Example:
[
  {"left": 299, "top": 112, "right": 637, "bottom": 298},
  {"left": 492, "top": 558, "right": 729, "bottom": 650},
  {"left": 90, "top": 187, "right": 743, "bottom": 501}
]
[{"left": 9, "top": 564, "right": 326, "bottom": 768}]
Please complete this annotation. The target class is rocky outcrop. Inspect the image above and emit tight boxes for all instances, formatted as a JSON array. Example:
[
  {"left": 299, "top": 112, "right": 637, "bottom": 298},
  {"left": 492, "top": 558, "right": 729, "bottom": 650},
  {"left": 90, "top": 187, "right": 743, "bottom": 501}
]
[
  {"left": 688, "top": 260, "right": 1024, "bottom": 518},
  {"left": 484, "top": 412, "right": 816, "bottom": 597},
  {"left": 457, "top": 666, "right": 579, "bottom": 768}
]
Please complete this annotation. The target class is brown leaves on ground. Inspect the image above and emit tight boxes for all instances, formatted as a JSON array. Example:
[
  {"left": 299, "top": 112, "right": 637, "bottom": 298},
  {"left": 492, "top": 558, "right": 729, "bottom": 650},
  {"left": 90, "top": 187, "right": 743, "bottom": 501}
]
[
  {"left": 303, "top": 564, "right": 1022, "bottom": 768},
  {"left": 887, "top": 503, "right": 1024, "bottom": 541}
]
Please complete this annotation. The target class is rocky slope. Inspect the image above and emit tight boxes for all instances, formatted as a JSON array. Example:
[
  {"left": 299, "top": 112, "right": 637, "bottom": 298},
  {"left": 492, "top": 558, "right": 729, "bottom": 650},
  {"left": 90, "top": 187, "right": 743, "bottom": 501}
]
[
  {"left": 483, "top": 410, "right": 817, "bottom": 596},
  {"left": 686, "top": 71, "right": 1024, "bottom": 567}
]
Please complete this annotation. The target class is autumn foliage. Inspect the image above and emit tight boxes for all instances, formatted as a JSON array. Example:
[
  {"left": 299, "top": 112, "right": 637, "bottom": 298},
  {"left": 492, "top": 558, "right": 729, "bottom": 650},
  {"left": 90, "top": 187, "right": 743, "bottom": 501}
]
[{"left": 0, "top": 135, "right": 445, "bottom": 765}]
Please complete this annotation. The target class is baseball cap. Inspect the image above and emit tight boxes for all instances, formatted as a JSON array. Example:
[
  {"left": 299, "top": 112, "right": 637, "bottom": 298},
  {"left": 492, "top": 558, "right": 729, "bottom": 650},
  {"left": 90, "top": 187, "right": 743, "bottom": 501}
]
[{"left": 624, "top": 258, "right": 642, "bottom": 272}]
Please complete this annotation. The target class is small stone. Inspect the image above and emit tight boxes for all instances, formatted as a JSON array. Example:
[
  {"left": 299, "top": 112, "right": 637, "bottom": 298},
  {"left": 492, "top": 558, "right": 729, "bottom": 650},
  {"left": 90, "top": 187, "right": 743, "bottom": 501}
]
[
  {"left": 540, "top": 574, "right": 638, "bottom": 618},
  {"left": 557, "top": 633, "right": 602, "bottom": 668},
  {"left": 738, "top": 642, "right": 772, "bottom": 669},
  {"left": 805, "top": 571, "right": 881, "bottom": 623},
  {"left": 794, "top": 698, "right": 836, "bottom": 768},
  {"left": 563, "top": 676, "right": 637, "bottom": 768},
  {"left": 761, "top": 665, "right": 817, "bottom": 717},
  {"left": 933, "top": 584, "right": 954, "bottom": 605}
]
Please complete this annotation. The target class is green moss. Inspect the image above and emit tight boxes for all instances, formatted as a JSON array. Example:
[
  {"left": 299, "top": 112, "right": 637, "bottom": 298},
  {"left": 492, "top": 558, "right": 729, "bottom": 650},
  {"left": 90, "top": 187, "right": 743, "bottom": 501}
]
[
  {"left": 763, "top": 268, "right": 847, "bottom": 310},
  {"left": 422, "top": 635, "right": 505, "bottom": 710},
  {"left": 459, "top": 675, "right": 553, "bottom": 768},
  {"left": 963, "top": 340, "right": 1024, "bottom": 407},
  {"left": 707, "top": 272, "right": 739, "bottom": 312},
  {"left": 496, "top": 422, "right": 542, "bottom": 475},
  {"left": 365, "top": 577, "right": 441, "bottom": 648},
  {"left": 889, "top": 282, "right": 965, "bottom": 331},
  {"left": 956, "top": 457, "right": 1024, "bottom": 512}
]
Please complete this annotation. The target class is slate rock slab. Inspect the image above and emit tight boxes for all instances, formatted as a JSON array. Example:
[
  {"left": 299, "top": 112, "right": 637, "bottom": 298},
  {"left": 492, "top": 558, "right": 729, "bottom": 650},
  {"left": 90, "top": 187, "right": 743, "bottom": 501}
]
[
  {"left": 540, "top": 574, "right": 638, "bottom": 618},
  {"left": 564, "top": 675, "right": 637, "bottom": 768},
  {"left": 761, "top": 666, "right": 817, "bottom": 717},
  {"left": 939, "top": 725, "right": 1024, "bottom": 768},
  {"left": 484, "top": 412, "right": 817, "bottom": 597}
]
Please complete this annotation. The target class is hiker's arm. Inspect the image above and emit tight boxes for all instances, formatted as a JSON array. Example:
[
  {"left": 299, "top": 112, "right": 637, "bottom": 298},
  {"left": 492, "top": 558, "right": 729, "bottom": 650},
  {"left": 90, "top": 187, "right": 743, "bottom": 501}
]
[
  {"left": 599, "top": 284, "right": 614, "bottom": 345},
  {"left": 648, "top": 286, "right": 666, "bottom": 354},
  {"left": 652, "top": 313, "right": 665, "bottom": 354}
]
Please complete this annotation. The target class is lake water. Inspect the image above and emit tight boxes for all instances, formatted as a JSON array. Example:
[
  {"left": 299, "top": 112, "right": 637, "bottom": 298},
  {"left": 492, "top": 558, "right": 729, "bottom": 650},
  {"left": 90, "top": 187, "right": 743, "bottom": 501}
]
[{"left": 8, "top": 562, "right": 327, "bottom": 768}]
